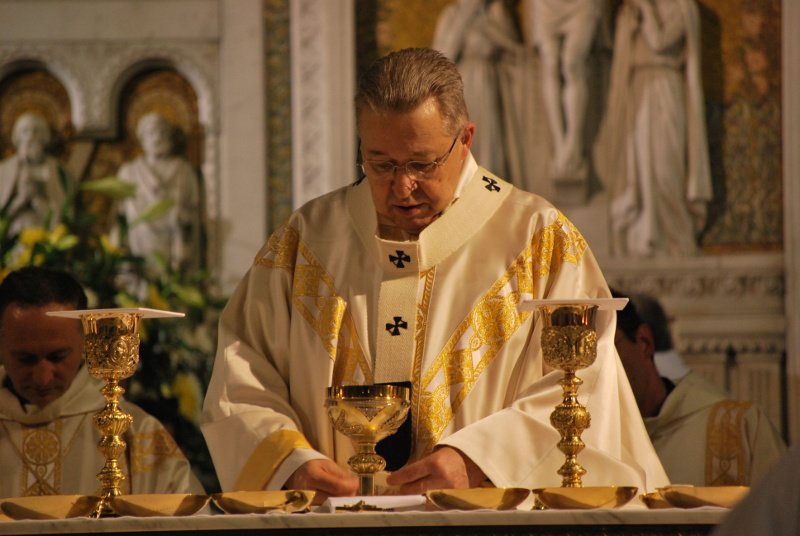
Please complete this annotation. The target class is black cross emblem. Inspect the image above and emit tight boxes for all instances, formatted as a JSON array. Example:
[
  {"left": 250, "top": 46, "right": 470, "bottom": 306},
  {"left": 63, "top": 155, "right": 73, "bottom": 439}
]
[
  {"left": 482, "top": 176, "right": 501, "bottom": 192},
  {"left": 389, "top": 250, "right": 411, "bottom": 268},
  {"left": 385, "top": 316, "right": 408, "bottom": 336}
]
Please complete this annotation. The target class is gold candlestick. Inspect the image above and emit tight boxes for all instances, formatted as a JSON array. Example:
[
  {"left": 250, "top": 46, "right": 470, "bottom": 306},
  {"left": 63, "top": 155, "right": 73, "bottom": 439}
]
[
  {"left": 523, "top": 298, "right": 627, "bottom": 488},
  {"left": 48, "top": 308, "right": 184, "bottom": 517},
  {"left": 325, "top": 384, "right": 411, "bottom": 495}
]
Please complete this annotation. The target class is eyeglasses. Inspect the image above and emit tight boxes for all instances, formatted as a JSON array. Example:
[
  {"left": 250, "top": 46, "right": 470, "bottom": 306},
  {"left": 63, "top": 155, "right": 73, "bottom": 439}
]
[{"left": 360, "top": 131, "right": 462, "bottom": 181}]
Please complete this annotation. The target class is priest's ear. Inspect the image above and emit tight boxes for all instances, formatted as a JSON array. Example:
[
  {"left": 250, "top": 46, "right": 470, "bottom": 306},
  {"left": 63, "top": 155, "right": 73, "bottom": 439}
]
[{"left": 635, "top": 323, "right": 656, "bottom": 358}]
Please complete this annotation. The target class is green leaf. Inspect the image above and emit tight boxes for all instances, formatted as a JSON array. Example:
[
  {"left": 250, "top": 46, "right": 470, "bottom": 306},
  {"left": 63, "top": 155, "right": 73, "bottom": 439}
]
[
  {"left": 173, "top": 284, "right": 205, "bottom": 309},
  {"left": 80, "top": 177, "right": 137, "bottom": 199},
  {"left": 54, "top": 234, "right": 80, "bottom": 250},
  {"left": 133, "top": 199, "right": 176, "bottom": 224}
]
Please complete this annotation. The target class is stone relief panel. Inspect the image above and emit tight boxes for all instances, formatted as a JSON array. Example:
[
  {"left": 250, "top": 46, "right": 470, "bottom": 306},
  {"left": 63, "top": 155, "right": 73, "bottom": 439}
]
[
  {"left": 364, "top": 0, "right": 783, "bottom": 256},
  {"left": 0, "top": 41, "right": 219, "bottom": 270}
]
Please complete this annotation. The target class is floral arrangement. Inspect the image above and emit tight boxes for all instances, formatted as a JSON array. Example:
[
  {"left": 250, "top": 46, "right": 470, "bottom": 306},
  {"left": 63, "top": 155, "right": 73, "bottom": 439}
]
[{"left": 0, "top": 173, "right": 225, "bottom": 492}]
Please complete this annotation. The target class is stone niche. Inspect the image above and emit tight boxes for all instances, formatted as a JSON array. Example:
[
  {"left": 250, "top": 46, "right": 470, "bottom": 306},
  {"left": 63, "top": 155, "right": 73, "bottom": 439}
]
[{"left": 0, "top": 11, "right": 221, "bottom": 271}]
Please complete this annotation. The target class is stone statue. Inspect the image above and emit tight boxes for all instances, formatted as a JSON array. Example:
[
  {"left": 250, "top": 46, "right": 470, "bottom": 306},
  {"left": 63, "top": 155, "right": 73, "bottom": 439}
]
[
  {"left": 526, "top": 0, "right": 605, "bottom": 184},
  {"left": 597, "top": 0, "right": 712, "bottom": 257},
  {"left": 433, "top": 0, "right": 526, "bottom": 183},
  {"left": 0, "top": 112, "right": 69, "bottom": 236},
  {"left": 117, "top": 112, "right": 203, "bottom": 271}
]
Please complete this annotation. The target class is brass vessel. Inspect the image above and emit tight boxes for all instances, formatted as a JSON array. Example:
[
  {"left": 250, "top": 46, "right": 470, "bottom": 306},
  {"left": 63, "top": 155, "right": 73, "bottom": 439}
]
[
  {"left": 325, "top": 384, "right": 411, "bottom": 495},
  {"left": 48, "top": 308, "right": 183, "bottom": 517},
  {"left": 537, "top": 303, "right": 599, "bottom": 488}
]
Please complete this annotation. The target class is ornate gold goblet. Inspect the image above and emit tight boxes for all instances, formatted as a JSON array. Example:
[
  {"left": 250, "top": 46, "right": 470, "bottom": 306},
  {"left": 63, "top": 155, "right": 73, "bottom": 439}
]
[
  {"left": 538, "top": 302, "right": 598, "bottom": 488},
  {"left": 48, "top": 308, "right": 183, "bottom": 517},
  {"left": 325, "top": 384, "right": 411, "bottom": 496}
]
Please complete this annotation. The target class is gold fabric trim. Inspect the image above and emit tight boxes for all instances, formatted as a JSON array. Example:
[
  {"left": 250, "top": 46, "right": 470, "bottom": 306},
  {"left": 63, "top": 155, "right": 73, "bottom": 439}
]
[
  {"left": 706, "top": 399, "right": 752, "bottom": 485},
  {"left": 130, "top": 429, "right": 181, "bottom": 473},
  {"left": 255, "top": 223, "right": 299, "bottom": 272},
  {"left": 416, "top": 213, "right": 587, "bottom": 455},
  {"left": 20, "top": 419, "right": 62, "bottom": 495},
  {"left": 255, "top": 224, "right": 371, "bottom": 384},
  {"left": 410, "top": 268, "right": 436, "bottom": 461},
  {"left": 233, "top": 429, "right": 312, "bottom": 491}
]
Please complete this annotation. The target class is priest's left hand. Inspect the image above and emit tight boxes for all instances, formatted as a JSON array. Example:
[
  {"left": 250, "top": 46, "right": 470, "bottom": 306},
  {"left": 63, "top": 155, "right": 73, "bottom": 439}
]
[{"left": 385, "top": 446, "right": 487, "bottom": 494}]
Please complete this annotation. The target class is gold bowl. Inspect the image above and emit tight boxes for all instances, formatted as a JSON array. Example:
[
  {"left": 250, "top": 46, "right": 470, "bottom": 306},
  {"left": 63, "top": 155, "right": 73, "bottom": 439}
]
[
  {"left": 0, "top": 495, "right": 101, "bottom": 520},
  {"left": 658, "top": 485, "right": 749, "bottom": 509},
  {"left": 211, "top": 490, "right": 315, "bottom": 514},
  {"left": 532, "top": 486, "right": 638, "bottom": 510},
  {"left": 325, "top": 385, "right": 411, "bottom": 444},
  {"left": 426, "top": 488, "right": 530, "bottom": 511},
  {"left": 110, "top": 493, "right": 209, "bottom": 517},
  {"left": 326, "top": 384, "right": 411, "bottom": 496},
  {"left": 640, "top": 490, "right": 672, "bottom": 509}
]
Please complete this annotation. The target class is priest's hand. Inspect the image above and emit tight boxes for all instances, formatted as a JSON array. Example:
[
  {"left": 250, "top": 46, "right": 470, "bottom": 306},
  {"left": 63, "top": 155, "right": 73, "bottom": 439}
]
[
  {"left": 285, "top": 459, "right": 359, "bottom": 504},
  {"left": 385, "top": 446, "right": 487, "bottom": 494}
]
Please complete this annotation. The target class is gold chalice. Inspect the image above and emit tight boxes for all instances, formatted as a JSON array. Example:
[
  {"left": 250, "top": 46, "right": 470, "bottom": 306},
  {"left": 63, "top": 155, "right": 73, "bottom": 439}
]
[
  {"left": 523, "top": 298, "right": 627, "bottom": 488},
  {"left": 47, "top": 308, "right": 184, "bottom": 517},
  {"left": 325, "top": 384, "right": 411, "bottom": 496}
]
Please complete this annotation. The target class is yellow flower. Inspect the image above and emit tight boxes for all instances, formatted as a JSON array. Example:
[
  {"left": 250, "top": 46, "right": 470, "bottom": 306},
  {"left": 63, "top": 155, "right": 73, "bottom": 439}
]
[
  {"left": 99, "top": 234, "right": 120, "bottom": 255},
  {"left": 48, "top": 224, "right": 68, "bottom": 244},
  {"left": 147, "top": 284, "right": 171, "bottom": 311},
  {"left": 19, "top": 227, "right": 47, "bottom": 246},
  {"left": 172, "top": 373, "right": 202, "bottom": 423}
]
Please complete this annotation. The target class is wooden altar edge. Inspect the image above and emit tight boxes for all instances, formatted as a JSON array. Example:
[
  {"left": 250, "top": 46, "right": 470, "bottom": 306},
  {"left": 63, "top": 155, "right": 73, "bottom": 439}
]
[{"left": 0, "top": 508, "right": 729, "bottom": 536}]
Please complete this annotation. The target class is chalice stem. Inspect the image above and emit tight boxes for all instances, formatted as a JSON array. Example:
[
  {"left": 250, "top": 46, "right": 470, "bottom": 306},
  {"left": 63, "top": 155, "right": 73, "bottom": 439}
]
[
  {"left": 92, "top": 378, "right": 133, "bottom": 517},
  {"left": 359, "top": 474, "right": 374, "bottom": 497},
  {"left": 551, "top": 371, "right": 591, "bottom": 487}
]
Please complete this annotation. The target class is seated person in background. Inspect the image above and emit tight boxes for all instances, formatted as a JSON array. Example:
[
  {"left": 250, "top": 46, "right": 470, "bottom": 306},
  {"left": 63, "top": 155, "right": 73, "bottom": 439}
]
[
  {"left": 612, "top": 289, "right": 785, "bottom": 486},
  {"left": 0, "top": 267, "right": 204, "bottom": 497},
  {"left": 201, "top": 47, "right": 668, "bottom": 503}
]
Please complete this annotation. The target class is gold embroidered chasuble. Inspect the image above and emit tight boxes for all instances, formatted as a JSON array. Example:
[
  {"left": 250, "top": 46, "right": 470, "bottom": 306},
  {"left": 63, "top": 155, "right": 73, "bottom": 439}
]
[
  {"left": 202, "top": 162, "right": 669, "bottom": 493},
  {"left": 645, "top": 371, "right": 785, "bottom": 486},
  {"left": 0, "top": 366, "right": 203, "bottom": 497}
]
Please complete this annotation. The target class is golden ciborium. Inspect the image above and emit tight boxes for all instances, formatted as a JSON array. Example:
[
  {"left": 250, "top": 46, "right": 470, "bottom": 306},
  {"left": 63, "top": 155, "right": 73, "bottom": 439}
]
[
  {"left": 325, "top": 384, "right": 411, "bottom": 496},
  {"left": 524, "top": 298, "right": 627, "bottom": 488},
  {"left": 47, "top": 308, "right": 184, "bottom": 517}
]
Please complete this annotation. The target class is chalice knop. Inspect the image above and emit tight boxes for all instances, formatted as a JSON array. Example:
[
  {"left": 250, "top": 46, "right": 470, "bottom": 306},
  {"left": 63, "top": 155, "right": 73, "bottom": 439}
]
[
  {"left": 47, "top": 308, "right": 184, "bottom": 517},
  {"left": 325, "top": 384, "right": 411, "bottom": 495},
  {"left": 537, "top": 302, "right": 599, "bottom": 488}
]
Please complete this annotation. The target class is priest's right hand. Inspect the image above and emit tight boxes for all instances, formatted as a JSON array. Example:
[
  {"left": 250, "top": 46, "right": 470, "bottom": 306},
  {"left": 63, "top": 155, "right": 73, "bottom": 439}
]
[{"left": 285, "top": 459, "right": 359, "bottom": 504}]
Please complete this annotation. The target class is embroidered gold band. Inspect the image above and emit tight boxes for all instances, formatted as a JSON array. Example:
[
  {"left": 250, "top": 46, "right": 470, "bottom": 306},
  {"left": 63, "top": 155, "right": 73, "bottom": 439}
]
[{"left": 233, "top": 429, "right": 312, "bottom": 491}]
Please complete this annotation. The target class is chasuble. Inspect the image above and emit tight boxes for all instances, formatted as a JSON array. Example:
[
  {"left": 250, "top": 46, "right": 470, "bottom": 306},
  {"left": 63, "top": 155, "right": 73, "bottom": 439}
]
[{"left": 202, "top": 155, "right": 669, "bottom": 493}]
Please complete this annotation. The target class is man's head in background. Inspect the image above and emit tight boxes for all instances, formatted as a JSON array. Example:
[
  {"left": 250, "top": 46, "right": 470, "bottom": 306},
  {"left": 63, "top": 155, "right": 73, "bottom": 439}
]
[{"left": 0, "top": 267, "right": 88, "bottom": 408}]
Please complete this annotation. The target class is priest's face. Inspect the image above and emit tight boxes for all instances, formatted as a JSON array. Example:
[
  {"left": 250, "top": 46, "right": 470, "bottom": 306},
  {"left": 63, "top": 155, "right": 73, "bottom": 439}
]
[
  {"left": 359, "top": 97, "right": 474, "bottom": 236},
  {"left": 0, "top": 303, "right": 84, "bottom": 408}
]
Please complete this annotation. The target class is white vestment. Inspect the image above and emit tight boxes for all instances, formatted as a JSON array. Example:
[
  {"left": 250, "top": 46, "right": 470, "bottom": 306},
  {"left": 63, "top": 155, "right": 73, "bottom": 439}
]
[
  {"left": 712, "top": 444, "right": 800, "bottom": 536},
  {"left": 0, "top": 366, "right": 204, "bottom": 497},
  {"left": 117, "top": 156, "right": 202, "bottom": 270},
  {"left": 202, "top": 154, "right": 669, "bottom": 495},
  {"left": 646, "top": 371, "right": 785, "bottom": 486}
]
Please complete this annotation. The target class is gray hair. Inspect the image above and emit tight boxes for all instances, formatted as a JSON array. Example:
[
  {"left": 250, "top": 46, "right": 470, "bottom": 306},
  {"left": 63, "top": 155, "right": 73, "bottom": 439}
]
[{"left": 355, "top": 48, "right": 469, "bottom": 136}]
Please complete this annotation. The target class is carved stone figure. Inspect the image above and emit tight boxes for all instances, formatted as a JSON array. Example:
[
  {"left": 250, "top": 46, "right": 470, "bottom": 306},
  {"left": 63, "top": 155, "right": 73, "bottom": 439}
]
[
  {"left": 433, "top": 0, "right": 526, "bottom": 184},
  {"left": 526, "top": 0, "right": 605, "bottom": 183},
  {"left": 117, "top": 112, "right": 203, "bottom": 271},
  {"left": 0, "top": 112, "right": 69, "bottom": 235},
  {"left": 598, "top": 0, "right": 712, "bottom": 257}
]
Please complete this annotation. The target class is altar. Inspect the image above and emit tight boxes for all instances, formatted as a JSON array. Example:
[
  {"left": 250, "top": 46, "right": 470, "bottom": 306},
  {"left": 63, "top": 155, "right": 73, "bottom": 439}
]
[{"left": 0, "top": 507, "right": 727, "bottom": 536}]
